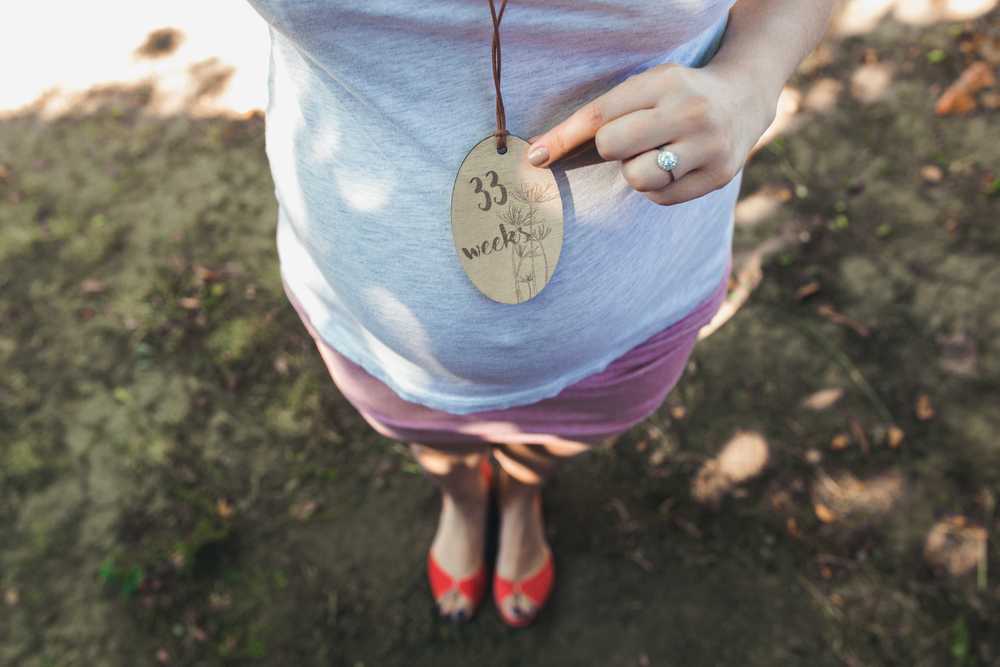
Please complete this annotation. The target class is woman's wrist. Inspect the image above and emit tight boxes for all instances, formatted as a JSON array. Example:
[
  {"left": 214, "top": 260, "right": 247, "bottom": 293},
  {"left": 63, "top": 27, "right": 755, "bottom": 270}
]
[{"left": 704, "top": 0, "right": 836, "bottom": 135}]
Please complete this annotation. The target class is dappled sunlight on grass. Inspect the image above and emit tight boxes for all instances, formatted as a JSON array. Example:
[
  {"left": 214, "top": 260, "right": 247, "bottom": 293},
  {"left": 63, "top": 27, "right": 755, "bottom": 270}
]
[
  {"left": 923, "top": 515, "right": 987, "bottom": 577},
  {"left": 692, "top": 430, "right": 770, "bottom": 505},
  {"left": 810, "top": 468, "right": 904, "bottom": 524}
]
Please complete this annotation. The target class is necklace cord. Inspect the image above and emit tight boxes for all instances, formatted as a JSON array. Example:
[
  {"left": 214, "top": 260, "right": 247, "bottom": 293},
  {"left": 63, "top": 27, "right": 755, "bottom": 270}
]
[{"left": 488, "top": 0, "right": 509, "bottom": 153}]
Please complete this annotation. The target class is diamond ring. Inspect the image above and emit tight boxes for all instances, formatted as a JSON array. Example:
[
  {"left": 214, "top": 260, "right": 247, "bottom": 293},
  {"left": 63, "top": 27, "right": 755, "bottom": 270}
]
[{"left": 656, "top": 148, "right": 678, "bottom": 181}]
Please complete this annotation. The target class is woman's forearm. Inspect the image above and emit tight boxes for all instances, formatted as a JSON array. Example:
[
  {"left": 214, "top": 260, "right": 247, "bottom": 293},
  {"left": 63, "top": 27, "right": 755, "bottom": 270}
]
[{"left": 706, "top": 0, "right": 836, "bottom": 110}]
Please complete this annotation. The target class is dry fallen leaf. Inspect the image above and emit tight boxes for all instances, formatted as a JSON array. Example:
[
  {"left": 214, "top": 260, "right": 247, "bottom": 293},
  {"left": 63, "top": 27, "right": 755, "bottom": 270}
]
[
  {"left": 915, "top": 394, "right": 936, "bottom": 421},
  {"left": 3, "top": 587, "right": 19, "bottom": 606},
  {"left": 673, "top": 516, "right": 702, "bottom": 538},
  {"left": 801, "top": 387, "right": 844, "bottom": 411},
  {"left": 845, "top": 416, "right": 869, "bottom": 455},
  {"left": 820, "top": 564, "right": 834, "bottom": 580},
  {"left": 627, "top": 551, "right": 654, "bottom": 572},
  {"left": 981, "top": 170, "right": 998, "bottom": 192},
  {"left": 192, "top": 627, "right": 209, "bottom": 643},
  {"left": 216, "top": 496, "right": 234, "bottom": 519},
  {"left": 786, "top": 517, "right": 804, "bottom": 539},
  {"left": 795, "top": 281, "right": 822, "bottom": 301},
  {"left": 155, "top": 649, "right": 172, "bottom": 666},
  {"left": 193, "top": 265, "right": 219, "bottom": 282},
  {"left": 829, "top": 592, "right": 844, "bottom": 606},
  {"left": 178, "top": 297, "right": 201, "bottom": 310},
  {"left": 829, "top": 433, "right": 852, "bottom": 451},
  {"left": 291, "top": 500, "right": 319, "bottom": 522},
  {"left": 769, "top": 491, "right": 792, "bottom": 511},
  {"left": 814, "top": 503, "right": 838, "bottom": 523},
  {"left": 934, "top": 61, "right": 997, "bottom": 116},
  {"left": 81, "top": 280, "right": 105, "bottom": 294},
  {"left": 944, "top": 219, "right": 960, "bottom": 232},
  {"left": 815, "top": 304, "right": 871, "bottom": 339},
  {"left": 920, "top": 164, "right": 944, "bottom": 182},
  {"left": 887, "top": 426, "right": 905, "bottom": 449},
  {"left": 923, "top": 515, "right": 986, "bottom": 577}
]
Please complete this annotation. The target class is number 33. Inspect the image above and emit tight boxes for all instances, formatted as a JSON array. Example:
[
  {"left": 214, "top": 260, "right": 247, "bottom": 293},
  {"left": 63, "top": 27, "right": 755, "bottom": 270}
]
[{"left": 470, "top": 171, "right": 507, "bottom": 211}]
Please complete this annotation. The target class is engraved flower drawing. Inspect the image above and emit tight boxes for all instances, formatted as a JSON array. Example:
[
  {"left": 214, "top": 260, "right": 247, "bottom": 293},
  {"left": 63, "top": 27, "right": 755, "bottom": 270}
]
[{"left": 496, "top": 181, "right": 558, "bottom": 302}]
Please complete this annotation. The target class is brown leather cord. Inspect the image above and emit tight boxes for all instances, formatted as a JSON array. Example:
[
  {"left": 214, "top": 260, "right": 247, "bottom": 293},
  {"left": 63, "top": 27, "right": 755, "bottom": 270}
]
[{"left": 488, "top": 0, "right": 509, "bottom": 153}]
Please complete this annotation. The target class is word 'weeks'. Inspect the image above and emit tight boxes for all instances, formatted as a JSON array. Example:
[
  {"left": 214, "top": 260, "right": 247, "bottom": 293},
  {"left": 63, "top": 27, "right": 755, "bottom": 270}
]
[{"left": 461, "top": 224, "right": 527, "bottom": 260}]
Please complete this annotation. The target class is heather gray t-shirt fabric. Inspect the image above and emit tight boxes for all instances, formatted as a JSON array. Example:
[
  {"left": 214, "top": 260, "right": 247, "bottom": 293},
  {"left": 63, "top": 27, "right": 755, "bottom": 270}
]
[{"left": 247, "top": 0, "right": 740, "bottom": 414}]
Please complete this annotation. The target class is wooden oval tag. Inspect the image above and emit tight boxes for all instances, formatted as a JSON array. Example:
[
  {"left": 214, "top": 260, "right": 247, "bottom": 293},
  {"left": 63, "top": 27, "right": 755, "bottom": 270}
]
[{"left": 451, "top": 135, "right": 563, "bottom": 304}]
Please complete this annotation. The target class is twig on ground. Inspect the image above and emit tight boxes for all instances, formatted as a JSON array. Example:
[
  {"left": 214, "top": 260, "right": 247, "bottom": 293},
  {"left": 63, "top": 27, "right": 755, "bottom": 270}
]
[
  {"left": 980, "top": 487, "right": 995, "bottom": 591},
  {"left": 783, "top": 315, "right": 894, "bottom": 426}
]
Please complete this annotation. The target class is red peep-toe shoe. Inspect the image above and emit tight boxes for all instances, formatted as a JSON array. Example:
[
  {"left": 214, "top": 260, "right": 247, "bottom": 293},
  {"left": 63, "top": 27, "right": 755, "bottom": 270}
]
[
  {"left": 493, "top": 494, "right": 555, "bottom": 628},
  {"left": 426, "top": 459, "right": 493, "bottom": 622}
]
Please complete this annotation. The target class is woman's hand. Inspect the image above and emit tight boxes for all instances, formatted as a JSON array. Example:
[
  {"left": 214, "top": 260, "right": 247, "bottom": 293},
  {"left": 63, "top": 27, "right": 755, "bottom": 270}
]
[
  {"left": 527, "top": 61, "right": 778, "bottom": 207},
  {"left": 526, "top": 0, "right": 836, "bottom": 207}
]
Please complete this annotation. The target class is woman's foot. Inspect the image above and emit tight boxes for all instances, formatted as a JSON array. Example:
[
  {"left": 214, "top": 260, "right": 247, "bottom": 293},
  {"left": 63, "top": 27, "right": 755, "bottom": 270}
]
[
  {"left": 427, "top": 459, "right": 492, "bottom": 622},
  {"left": 493, "top": 467, "right": 554, "bottom": 627}
]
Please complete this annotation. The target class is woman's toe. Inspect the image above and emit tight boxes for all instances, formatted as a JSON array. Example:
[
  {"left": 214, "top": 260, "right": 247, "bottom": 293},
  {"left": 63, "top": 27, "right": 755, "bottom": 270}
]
[
  {"left": 502, "top": 594, "right": 536, "bottom": 621},
  {"left": 437, "top": 592, "right": 472, "bottom": 622}
]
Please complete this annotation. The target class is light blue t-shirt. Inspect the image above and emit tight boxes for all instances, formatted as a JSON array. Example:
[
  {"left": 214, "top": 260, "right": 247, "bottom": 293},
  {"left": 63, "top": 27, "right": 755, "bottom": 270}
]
[{"left": 248, "top": 0, "right": 740, "bottom": 414}]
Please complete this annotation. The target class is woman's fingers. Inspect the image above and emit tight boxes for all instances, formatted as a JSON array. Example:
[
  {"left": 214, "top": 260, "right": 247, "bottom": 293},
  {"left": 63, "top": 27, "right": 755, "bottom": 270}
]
[
  {"left": 527, "top": 62, "right": 752, "bottom": 206},
  {"left": 621, "top": 143, "right": 691, "bottom": 192},
  {"left": 527, "top": 74, "right": 658, "bottom": 167},
  {"left": 644, "top": 168, "right": 726, "bottom": 206},
  {"left": 593, "top": 107, "right": 679, "bottom": 162},
  {"left": 622, "top": 141, "right": 741, "bottom": 206}
]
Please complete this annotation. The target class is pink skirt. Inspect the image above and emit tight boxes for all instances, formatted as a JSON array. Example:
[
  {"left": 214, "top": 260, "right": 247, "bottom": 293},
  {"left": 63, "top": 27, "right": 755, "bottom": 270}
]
[{"left": 286, "top": 273, "right": 727, "bottom": 447}]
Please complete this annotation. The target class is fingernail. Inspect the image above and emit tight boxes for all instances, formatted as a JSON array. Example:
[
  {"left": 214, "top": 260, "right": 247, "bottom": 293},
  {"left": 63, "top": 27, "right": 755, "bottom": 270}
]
[{"left": 528, "top": 146, "right": 548, "bottom": 167}]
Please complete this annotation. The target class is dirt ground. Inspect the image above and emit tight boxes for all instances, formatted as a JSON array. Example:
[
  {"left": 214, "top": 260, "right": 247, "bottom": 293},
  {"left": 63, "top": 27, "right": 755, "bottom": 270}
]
[{"left": 2, "top": 9, "right": 1000, "bottom": 667}]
